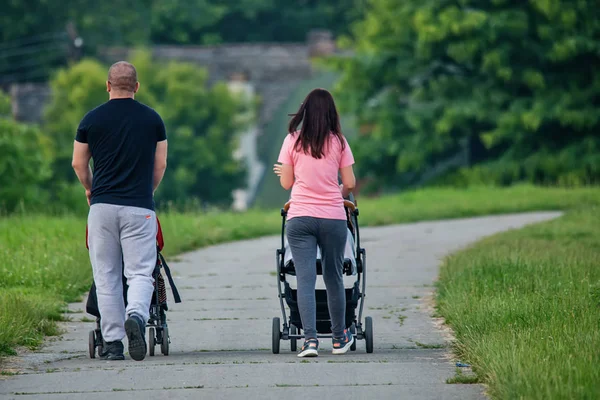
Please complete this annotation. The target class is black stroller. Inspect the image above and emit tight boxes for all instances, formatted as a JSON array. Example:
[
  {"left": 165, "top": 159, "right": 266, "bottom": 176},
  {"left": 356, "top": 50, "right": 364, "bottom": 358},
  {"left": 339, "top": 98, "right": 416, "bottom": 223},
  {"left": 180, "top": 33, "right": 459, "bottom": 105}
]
[
  {"left": 272, "top": 196, "right": 373, "bottom": 353},
  {"left": 85, "top": 219, "right": 181, "bottom": 358}
]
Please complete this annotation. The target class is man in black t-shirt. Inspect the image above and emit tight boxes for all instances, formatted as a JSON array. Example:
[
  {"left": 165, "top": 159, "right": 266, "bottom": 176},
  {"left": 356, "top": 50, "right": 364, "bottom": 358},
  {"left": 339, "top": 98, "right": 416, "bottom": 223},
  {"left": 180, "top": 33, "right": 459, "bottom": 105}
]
[{"left": 72, "top": 61, "right": 167, "bottom": 361}]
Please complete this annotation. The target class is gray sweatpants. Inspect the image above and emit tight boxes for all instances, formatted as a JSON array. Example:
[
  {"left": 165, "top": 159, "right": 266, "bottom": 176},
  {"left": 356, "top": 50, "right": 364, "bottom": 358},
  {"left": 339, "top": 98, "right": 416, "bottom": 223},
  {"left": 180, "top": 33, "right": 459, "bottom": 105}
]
[
  {"left": 286, "top": 216, "right": 347, "bottom": 339},
  {"left": 88, "top": 203, "right": 157, "bottom": 342}
]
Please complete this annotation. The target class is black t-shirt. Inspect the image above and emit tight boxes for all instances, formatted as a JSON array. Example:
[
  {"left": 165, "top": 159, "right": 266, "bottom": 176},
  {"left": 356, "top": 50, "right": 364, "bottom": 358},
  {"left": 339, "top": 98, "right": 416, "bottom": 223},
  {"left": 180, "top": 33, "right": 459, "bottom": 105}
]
[{"left": 75, "top": 98, "right": 166, "bottom": 211}]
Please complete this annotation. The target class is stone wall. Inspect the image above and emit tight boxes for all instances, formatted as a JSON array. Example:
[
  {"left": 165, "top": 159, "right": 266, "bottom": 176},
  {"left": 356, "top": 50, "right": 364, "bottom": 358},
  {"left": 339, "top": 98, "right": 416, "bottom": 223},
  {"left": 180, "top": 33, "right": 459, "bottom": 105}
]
[{"left": 10, "top": 83, "right": 52, "bottom": 123}]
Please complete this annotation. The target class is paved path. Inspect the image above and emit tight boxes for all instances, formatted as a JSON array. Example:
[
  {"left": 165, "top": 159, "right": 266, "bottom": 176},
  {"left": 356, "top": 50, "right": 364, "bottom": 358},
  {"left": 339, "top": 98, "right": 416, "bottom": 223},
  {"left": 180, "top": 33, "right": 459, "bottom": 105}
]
[{"left": 0, "top": 212, "right": 561, "bottom": 400}]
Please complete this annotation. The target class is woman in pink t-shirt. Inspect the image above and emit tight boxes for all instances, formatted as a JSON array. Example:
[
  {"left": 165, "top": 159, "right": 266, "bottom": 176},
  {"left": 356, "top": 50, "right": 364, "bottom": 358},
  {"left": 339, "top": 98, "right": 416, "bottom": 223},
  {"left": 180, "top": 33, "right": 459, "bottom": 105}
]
[{"left": 273, "top": 88, "right": 356, "bottom": 357}]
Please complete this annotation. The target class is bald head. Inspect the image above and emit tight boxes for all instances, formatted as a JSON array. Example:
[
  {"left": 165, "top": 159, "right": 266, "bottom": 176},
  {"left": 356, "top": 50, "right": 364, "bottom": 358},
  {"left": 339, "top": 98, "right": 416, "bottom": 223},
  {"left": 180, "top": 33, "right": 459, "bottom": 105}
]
[{"left": 107, "top": 61, "right": 138, "bottom": 93}]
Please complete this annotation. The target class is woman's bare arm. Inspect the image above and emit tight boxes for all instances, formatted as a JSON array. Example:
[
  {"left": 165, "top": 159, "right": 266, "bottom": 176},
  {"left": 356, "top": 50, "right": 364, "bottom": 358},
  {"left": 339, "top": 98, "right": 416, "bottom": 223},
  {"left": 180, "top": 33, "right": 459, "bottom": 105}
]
[{"left": 339, "top": 165, "right": 356, "bottom": 197}]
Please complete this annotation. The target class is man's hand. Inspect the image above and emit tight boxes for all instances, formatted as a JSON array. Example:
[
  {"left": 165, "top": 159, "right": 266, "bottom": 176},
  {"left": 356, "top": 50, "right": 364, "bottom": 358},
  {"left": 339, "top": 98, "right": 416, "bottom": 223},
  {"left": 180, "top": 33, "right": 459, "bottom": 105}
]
[{"left": 86, "top": 189, "right": 92, "bottom": 206}]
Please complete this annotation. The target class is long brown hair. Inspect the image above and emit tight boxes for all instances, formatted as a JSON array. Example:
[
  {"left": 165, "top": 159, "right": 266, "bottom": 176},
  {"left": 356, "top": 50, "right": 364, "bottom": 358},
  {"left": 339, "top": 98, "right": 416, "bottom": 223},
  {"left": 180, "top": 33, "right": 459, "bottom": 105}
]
[{"left": 288, "top": 88, "right": 344, "bottom": 159}]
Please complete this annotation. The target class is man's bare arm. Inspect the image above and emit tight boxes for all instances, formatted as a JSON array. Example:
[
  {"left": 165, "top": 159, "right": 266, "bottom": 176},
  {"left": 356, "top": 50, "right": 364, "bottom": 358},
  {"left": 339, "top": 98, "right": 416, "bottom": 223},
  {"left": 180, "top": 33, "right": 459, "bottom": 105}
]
[
  {"left": 72, "top": 141, "right": 93, "bottom": 189},
  {"left": 153, "top": 140, "right": 168, "bottom": 192}
]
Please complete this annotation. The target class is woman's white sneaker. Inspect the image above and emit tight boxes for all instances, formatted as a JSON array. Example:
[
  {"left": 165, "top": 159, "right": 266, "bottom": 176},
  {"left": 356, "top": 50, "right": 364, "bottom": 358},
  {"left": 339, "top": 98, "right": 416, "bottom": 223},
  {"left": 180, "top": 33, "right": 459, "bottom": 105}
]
[
  {"left": 298, "top": 338, "right": 319, "bottom": 357},
  {"left": 332, "top": 329, "right": 354, "bottom": 355}
]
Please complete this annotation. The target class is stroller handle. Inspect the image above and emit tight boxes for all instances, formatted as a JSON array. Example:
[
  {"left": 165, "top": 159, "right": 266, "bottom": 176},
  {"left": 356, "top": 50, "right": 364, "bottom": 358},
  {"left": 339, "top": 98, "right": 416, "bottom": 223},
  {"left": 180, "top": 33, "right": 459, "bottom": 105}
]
[
  {"left": 343, "top": 200, "right": 356, "bottom": 212},
  {"left": 282, "top": 200, "right": 356, "bottom": 214}
]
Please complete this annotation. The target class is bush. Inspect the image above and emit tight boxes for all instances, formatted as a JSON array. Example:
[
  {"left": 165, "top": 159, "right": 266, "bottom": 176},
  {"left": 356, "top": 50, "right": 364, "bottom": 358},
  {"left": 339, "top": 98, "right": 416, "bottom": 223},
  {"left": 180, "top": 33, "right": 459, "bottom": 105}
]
[
  {"left": 331, "top": 0, "right": 600, "bottom": 191},
  {"left": 437, "top": 137, "right": 600, "bottom": 187},
  {"left": 0, "top": 118, "right": 53, "bottom": 213}
]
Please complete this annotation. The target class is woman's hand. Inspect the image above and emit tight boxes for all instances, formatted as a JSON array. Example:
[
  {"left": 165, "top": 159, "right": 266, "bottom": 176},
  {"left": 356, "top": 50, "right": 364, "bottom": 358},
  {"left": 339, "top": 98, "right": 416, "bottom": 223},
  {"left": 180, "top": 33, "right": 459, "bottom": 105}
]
[
  {"left": 274, "top": 163, "right": 294, "bottom": 190},
  {"left": 273, "top": 163, "right": 284, "bottom": 177}
]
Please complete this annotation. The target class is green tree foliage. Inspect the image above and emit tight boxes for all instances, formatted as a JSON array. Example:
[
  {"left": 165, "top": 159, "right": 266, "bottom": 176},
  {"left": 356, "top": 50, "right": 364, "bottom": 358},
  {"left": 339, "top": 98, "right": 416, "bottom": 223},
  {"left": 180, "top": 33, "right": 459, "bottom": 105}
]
[
  {"left": 205, "top": 0, "right": 365, "bottom": 44},
  {"left": 0, "top": 90, "right": 11, "bottom": 117},
  {"left": 130, "top": 51, "right": 247, "bottom": 206},
  {"left": 150, "top": 0, "right": 229, "bottom": 45},
  {"left": 44, "top": 59, "right": 108, "bottom": 183},
  {"left": 1, "top": 0, "right": 364, "bottom": 49},
  {"left": 0, "top": 118, "right": 53, "bottom": 212},
  {"left": 0, "top": 1, "right": 365, "bottom": 82},
  {"left": 331, "top": 0, "right": 600, "bottom": 190},
  {"left": 0, "top": 0, "right": 151, "bottom": 82},
  {"left": 43, "top": 52, "right": 247, "bottom": 208}
]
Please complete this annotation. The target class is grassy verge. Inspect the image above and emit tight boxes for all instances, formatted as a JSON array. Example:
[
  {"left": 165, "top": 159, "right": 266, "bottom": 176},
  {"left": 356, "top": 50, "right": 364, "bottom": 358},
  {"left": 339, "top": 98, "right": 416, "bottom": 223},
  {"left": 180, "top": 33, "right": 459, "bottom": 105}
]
[
  {"left": 1, "top": 184, "right": 599, "bottom": 357},
  {"left": 356, "top": 185, "right": 600, "bottom": 225},
  {"left": 436, "top": 207, "right": 600, "bottom": 398}
]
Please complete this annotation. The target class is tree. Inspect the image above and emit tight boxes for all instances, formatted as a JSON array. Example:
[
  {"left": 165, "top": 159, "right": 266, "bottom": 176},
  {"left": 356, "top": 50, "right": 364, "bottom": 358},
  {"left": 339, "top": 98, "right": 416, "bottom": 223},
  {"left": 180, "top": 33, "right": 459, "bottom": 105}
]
[
  {"left": 0, "top": 118, "right": 53, "bottom": 212},
  {"left": 330, "top": 0, "right": 600, "bottom": 190},
  {"left": 149, "top": 0, "right": 228, "bottom": 45},
  {"left": 44, "top": 59, "right": 108, "bottom": 184},
  {"left": 0, "top": 0, "right": 150, "bottom": 83},
  {"left": 43, "top": 51, "right": 248, "bottom": 208},
  {"left": 211, "top": 0, "right": 366, "bottom": 44},
  {"left": 0, "top": 90, "right": 11, "bottom": 117},
  {"left": 0, "top": 0, "right": 366, "bottom": 51}
]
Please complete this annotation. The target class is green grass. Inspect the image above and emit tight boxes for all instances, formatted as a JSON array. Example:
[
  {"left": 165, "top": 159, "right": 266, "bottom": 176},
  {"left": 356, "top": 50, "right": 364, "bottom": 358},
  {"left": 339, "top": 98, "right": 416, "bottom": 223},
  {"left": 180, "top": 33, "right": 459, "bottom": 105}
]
[
  {"left": 414, "top": 341, "right": 445, "bottom": 349},
  {"left": 436, "top": 207, "right": 600, "bottom": 399},
  {"left": 356, "top": 185, "right": 600, "bottom": 226},
  {"left": 1, "top": 184, "right": 599, "bottom": 357},
  {"left": 446, "top": 368, "right": 480, "bottom": 384},
  {"left": 157, "top": 210, "right": 281, "bottom": 257}
]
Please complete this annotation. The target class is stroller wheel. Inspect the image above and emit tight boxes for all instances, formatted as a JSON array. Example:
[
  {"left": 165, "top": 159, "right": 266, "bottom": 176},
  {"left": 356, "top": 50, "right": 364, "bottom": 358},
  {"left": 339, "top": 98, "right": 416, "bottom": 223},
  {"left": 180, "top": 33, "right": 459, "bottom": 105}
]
[
  {"left": 148, "top": 327, "right": 156, "bottom": 356},
  {"left": 161, "top": 326, "right": 169, "bottom": 356},
  {"left": 350, "top": 323, "right": 357, "bottom": 351},
  {"left": 272, "top": 317, "right": 281, "bottom": 354},
  {"left": 290, "top": 324, "right": 297, "bottom": 352},
  {"left": 88, "top": 330, "right": 96, "bottom": 359},
  {"left": 365, "top": 316, "right": 374, "bottom": 354}
]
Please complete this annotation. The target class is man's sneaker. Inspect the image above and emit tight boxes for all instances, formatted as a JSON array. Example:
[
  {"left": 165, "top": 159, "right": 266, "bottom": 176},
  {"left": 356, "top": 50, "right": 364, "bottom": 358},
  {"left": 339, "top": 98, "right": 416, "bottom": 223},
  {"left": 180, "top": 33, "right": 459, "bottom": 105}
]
[
  {"left": 125, "top": 314, "right": 146, "bottom": 361},
  {"left": 99, "top": 340, "right": 125, "bottom": 360},
  {"left": 332, "top": 329, "right": 354, "bottom": 355},
  {"left": 297, "top": 338, "right": 319, "bottom": 357}
]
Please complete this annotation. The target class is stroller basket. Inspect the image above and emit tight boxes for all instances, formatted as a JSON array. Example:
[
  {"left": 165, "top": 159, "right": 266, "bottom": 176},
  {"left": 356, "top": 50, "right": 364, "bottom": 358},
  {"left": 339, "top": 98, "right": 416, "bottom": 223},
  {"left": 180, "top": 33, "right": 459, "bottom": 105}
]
[{"left": 284, "top": 281, "right": 360, "bottom": 333}]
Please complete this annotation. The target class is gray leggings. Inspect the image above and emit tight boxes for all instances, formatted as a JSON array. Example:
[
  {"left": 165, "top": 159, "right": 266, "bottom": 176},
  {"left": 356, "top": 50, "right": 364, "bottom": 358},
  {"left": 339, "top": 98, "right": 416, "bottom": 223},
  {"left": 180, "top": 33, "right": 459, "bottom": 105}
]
[{"left": 286, "top": 216, "right": 347, "bottom": 339}]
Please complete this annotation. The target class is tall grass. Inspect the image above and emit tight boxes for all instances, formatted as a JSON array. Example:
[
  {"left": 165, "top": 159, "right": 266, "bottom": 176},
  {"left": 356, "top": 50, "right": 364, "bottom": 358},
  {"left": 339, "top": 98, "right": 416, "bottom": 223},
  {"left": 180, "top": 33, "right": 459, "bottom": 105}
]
[
  {"left": 1, "top": 215, "right": 91, "bottom": 302},
  {"left": 437, "top": 208, "right": 600, "bottom": 399},
  {"left": 1, "top": 184, "right": 600, "bottom": 356},
  {"left": 0, "top": 289, "right": 63, "bottom": 355},
  {"left": 357, "top": 185, "right": 600, "bottom": 226}
]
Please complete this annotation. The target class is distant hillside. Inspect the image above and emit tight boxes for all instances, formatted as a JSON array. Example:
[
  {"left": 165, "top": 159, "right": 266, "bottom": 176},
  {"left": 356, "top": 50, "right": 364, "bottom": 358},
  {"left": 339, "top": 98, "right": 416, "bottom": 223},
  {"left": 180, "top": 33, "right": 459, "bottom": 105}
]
[{"left": 252, "top": 70, "right": 357, "bottom": 209}]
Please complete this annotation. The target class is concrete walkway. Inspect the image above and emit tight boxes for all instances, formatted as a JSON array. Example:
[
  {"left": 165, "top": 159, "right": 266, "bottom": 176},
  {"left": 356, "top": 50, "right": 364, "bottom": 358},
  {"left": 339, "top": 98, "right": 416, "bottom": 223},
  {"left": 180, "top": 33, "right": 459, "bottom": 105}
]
[{"left": 0, "top": 212, "right": 561, "bottom": 400}]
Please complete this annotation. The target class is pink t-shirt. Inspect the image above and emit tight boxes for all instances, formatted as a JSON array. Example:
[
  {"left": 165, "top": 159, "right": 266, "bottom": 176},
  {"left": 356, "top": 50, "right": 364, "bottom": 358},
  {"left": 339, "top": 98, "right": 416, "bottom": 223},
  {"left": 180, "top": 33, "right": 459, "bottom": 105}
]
[{"left": 278, "top": 132, "right": 354, "bottom": 221}]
